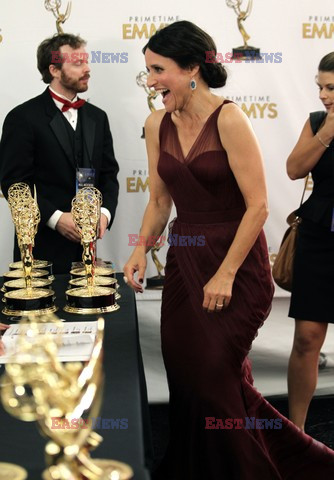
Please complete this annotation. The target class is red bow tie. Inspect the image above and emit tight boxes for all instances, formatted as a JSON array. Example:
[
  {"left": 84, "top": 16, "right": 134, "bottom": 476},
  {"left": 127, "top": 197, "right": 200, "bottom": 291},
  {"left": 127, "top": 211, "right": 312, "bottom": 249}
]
[{"left": 49, "top": 89, "right": 86, "bottom": 112}]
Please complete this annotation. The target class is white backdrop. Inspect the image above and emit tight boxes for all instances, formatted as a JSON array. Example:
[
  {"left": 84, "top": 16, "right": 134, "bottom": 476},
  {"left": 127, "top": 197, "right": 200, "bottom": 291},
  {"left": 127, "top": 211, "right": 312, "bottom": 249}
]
[{"left": 0, "top": 0, "right": 332, "bottom": 296}]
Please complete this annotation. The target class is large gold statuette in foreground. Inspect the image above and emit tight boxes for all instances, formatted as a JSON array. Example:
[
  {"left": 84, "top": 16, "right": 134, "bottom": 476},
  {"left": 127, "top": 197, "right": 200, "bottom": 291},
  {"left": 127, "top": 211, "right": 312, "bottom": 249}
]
[{"left": 0, "top": 314, "right": 133, "bottom": 479}]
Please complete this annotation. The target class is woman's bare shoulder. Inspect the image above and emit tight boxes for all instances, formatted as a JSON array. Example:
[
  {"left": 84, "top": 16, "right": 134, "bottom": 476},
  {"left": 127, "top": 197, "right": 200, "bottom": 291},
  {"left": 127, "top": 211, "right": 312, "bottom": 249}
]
[{"left": 145, "top": 109, "right": 167, "bottom": 132}]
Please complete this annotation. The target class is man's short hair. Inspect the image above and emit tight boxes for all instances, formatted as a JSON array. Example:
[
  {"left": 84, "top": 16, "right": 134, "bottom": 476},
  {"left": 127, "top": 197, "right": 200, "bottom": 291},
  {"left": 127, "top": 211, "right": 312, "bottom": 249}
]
[{"left": 37, "top": 33, "right": 86, "bottom": 84}]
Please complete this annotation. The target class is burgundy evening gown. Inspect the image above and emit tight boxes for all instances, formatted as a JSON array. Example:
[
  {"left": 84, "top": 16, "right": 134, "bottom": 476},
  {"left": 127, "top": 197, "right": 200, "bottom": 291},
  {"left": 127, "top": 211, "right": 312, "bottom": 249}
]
[{"left": 153, "top": 101, "right": 334, "bottom": 479}]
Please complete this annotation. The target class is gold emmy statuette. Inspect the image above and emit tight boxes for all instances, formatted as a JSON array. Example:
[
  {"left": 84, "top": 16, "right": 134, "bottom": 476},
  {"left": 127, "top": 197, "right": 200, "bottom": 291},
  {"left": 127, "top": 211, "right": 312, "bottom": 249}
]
[
  {"left": 69, "top": 276, "right": 117, "bottom": 290},
  {"left": 69, "top": 276, "right": 121, "bottom": 300},
  {"left": 136, "top": 70, "right": 159, "bottom": 138},
  {"left": 1, "top": 269, "right": 50, "bottom": 294},
  {"left": 226, "top": 0, "right": 261, "bottom": 60},
  {"left": 3, "top": 183, "right": 56, "bottom": 316},
  {"left": 71, "top": 259, "right": 121, "bottom": 300},
  {"left": 70, "top": 268, "right": 121, "bottom": 302},
  {"left": 0, "top": 314, "right": 133, "bottom": 480},
  {"left": 2, "top": 277, "right": 52, "bottom": 294},
  {"left": 44, "top": 0, "right": 72, "bottom": 34},
  {"left": 9, "top": 259, "right": 54, "bottom": 279},
  {"left": 146, "top": 241, "right": 165, "bottom": 290},
  {"left": 64, "top": 187, "right": 119, "bottom": 314}
]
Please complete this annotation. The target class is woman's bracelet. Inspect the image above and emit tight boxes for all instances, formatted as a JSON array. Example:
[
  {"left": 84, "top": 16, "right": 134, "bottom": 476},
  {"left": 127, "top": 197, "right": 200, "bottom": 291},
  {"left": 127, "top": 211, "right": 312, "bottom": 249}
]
[{"left": 316, "top": 132, "right": 330, "bottom": 148}]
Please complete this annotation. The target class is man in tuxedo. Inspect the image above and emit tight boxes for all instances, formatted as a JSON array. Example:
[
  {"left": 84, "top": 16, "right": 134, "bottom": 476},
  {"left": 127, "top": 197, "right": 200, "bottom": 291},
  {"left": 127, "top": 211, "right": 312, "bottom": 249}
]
[{"left": 0, "top": 33, "right": 119, "bottom": 273}]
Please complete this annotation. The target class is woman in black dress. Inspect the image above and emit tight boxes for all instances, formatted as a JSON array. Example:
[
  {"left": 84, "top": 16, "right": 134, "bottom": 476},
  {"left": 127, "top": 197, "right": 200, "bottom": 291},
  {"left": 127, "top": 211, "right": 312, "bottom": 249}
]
[{"left": 287, "top": 52, "right": 334, "bottom": 432}]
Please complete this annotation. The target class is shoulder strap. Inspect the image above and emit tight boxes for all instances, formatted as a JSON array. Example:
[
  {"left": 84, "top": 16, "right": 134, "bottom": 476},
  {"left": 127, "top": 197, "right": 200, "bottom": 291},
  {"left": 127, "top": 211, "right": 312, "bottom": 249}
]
[
  {"left": 299, "top": 175, "right": 309, "bottom": 207},
  {"left": 158, "top": 112, "right": 170, "bottom": 147}
]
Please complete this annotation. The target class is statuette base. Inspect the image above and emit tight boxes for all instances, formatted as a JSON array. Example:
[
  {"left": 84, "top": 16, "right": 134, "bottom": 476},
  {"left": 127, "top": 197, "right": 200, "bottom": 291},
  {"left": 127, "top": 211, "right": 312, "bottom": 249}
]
[
  {"left": 64, "top": 286, "right": 119, "bottom": 315},
  {"left": 0, "top": 462, "right": 28, "bottom": 480}
]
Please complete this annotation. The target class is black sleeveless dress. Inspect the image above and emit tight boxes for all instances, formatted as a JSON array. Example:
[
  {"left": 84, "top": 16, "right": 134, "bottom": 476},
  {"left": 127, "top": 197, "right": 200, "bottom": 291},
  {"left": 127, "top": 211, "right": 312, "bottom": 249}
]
[{"left": 289, "top": 111, "right": 334, "bottom": 323}]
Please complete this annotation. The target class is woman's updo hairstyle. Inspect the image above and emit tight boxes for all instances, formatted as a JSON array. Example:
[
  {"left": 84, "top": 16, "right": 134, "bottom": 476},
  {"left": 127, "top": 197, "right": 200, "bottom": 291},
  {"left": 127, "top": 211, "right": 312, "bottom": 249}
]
[
  {"left": 143, "top": 20, "right": 227, "bottom": 89},
  {"left": 318, "top": 52, "right": 334, "bottom": 72}
]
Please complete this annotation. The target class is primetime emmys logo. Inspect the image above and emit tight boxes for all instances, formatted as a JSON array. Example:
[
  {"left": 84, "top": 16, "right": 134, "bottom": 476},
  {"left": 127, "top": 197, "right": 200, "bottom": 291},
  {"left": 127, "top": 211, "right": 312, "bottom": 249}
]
[
  {"left": 122, "top": 15, "right": 180, "bottom": 39},
  {"left": 225, "top": 95, "right": 277, "bottom": 119},
  {"left": 303, "top": 15, "right": 334, "bottom": 39},
  {"left": 127, "top": 169, "right": 149, "bottom": 193}
]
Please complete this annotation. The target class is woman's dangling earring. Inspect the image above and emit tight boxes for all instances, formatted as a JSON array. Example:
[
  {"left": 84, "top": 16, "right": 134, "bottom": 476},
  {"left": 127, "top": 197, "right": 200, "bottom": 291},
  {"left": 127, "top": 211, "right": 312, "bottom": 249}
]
[{"left": 190, "top": 79, "right": 197, "bottom": 90}]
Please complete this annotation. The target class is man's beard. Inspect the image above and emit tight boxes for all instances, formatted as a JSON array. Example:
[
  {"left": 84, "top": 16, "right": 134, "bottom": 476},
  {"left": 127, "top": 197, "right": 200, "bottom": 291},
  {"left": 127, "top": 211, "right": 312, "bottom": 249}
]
[{"left": 60, "top": 70, "right": 89, "bottom": 93}]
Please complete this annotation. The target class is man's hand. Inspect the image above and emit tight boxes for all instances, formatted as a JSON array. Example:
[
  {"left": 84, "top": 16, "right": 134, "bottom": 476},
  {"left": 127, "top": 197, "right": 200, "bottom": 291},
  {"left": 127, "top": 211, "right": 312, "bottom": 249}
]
[
  {"left": 98, "top": 213, "right": 109, "bottom": 239},
  {"left": 56, "top": 212, "right": 81, "bottom": 242}
]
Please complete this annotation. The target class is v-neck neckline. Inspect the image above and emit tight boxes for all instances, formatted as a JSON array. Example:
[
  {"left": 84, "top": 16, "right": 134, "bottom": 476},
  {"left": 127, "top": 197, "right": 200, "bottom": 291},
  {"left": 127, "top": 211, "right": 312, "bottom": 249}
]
[{"left": 171, "top": 101, "right": 226, "bottom": 162}]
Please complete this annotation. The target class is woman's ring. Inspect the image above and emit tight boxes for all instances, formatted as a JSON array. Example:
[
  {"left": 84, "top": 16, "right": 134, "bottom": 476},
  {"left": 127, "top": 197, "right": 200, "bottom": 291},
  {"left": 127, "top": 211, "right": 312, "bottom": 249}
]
[
  {"left": 216, "top": 303, "right": 224, "bottom": 308},
  {"left": 123, "top": 276, "right": 129, "bottom": 284}
]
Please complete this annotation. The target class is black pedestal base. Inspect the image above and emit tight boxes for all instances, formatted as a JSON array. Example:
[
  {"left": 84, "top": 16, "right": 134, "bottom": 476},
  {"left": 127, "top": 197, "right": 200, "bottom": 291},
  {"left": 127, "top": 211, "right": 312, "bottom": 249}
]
[
  {"left": 232, "top": 46, "right": 261, "bottom": 60},
  {"left": 146, "top": 276, "right": 165, "bottom": 290}
]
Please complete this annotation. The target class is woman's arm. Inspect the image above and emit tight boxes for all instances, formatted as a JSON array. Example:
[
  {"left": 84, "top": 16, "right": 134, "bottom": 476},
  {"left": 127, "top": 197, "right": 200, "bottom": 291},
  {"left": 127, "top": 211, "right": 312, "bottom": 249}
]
[
  {"left": 123, "top": 110, "right": 173, "bottom": 292},
  {"left": 203, "top": 102, "right": 269, "bottom": 312},
  {"left": 287, "top": 108, "right": 334, "bottom": 180}
]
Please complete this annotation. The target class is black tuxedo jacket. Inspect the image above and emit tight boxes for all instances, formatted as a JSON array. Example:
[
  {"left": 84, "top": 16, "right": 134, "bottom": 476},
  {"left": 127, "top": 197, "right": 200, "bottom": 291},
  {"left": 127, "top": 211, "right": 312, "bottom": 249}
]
[{"left": 0, "top": 88, "right": 119, "bottom": 273}]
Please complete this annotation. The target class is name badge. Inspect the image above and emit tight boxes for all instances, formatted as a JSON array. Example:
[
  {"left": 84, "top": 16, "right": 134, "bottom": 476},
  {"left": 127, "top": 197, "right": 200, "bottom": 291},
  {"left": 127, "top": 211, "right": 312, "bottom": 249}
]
[{"left": 76, "top": 168, "right": 96, "bottom": 192}]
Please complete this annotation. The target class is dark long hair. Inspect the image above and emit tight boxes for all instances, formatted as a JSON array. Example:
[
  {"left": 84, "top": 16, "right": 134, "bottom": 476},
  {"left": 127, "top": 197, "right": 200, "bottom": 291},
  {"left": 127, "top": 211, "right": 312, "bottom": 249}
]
[{"left": 143, "top": 21, "right": 227, "bottom": 89}]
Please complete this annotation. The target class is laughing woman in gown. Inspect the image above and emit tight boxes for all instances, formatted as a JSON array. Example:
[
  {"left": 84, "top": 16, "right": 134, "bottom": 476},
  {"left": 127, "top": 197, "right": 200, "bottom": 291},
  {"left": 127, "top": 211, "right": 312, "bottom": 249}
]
[{"left": 123, "top": 20, "right": 334, "bottom": 480}]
